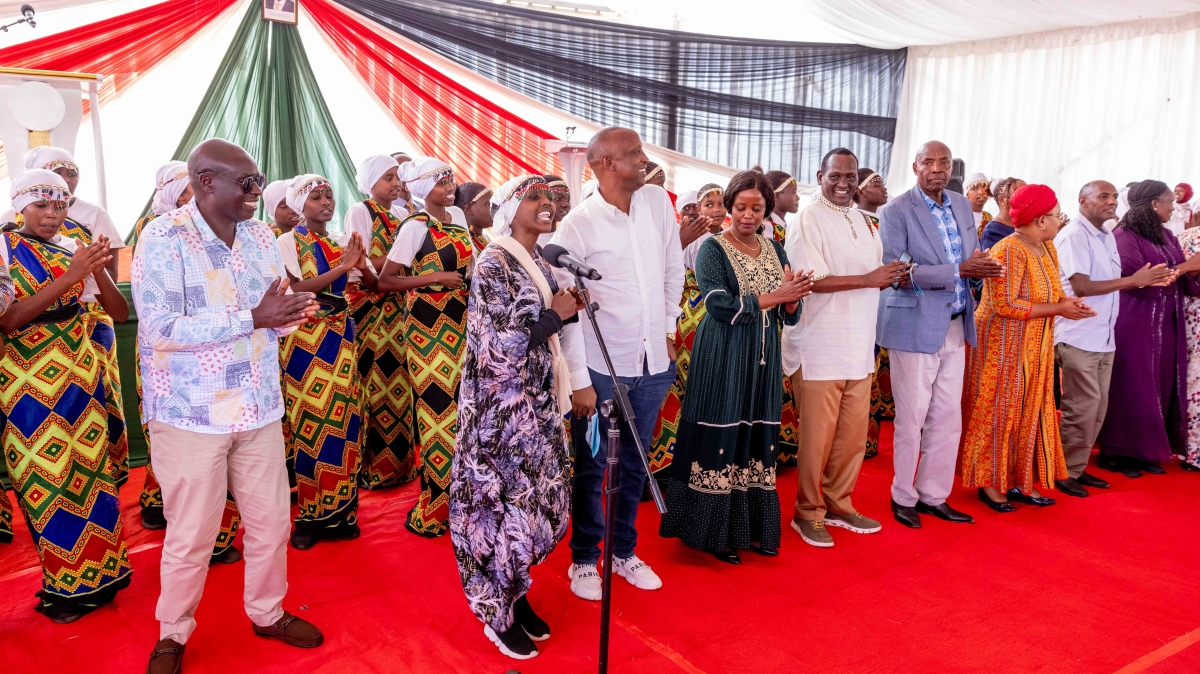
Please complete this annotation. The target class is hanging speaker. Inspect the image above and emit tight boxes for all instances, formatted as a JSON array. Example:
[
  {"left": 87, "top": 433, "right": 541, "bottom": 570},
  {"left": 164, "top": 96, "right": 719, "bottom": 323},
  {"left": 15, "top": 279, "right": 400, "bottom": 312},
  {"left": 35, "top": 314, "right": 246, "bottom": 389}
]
[{"left": 947, "top": 158, "right": 966, "bottom": 194}]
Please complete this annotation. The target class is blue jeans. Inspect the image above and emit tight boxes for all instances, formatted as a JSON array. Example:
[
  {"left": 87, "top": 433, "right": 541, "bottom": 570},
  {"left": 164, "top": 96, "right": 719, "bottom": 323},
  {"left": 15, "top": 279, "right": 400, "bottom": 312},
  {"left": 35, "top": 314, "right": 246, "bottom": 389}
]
[{"left": 570, "top": 361, "right": 676, "bottom": 564}]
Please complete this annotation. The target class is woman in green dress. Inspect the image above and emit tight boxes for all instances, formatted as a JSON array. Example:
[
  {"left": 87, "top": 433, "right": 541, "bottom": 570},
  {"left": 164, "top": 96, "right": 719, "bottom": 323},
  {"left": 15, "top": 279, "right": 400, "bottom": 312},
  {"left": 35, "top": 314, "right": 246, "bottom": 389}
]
[{"left": 659, "top": 171, "right": 812, "bottom": 564}]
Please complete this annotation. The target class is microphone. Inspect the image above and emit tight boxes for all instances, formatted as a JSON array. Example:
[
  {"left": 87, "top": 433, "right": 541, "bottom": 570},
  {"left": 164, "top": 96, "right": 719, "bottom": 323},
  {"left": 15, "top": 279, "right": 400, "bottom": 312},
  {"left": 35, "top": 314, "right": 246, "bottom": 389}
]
[{"left": 542, "top": 243, "right": 602, "bottom": 281}]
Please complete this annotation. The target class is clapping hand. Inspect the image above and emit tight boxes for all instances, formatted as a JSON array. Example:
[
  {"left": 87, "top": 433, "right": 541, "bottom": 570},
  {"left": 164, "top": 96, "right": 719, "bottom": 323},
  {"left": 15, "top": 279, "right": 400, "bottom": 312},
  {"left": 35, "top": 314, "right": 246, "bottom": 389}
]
[
  {"left": 679, "top": 215, "right": 711, "bottom": 249},
  {"left": 66, "top": 236, "right": 113, "bottom": 283},
  {"left": 959, "top": 249, "right": 1005, "bottom": 279},
  {"left": 1129, "top": 262, "right": 1175, "bottom": 288},
  {"left": 778, "top": 264, "right": 814, "bottom": 303},
  {"left": 251, "top": 277, "right": 318, "bottom": 329},
  {"left": 865, "top": 260, "right": 911, "bottom": 289},
  {"left": 340, "top": 233, "right": 366, "bottom": 271},
  {"left": 1057, "top": 297, "right": 1097, "bottom": 320}
]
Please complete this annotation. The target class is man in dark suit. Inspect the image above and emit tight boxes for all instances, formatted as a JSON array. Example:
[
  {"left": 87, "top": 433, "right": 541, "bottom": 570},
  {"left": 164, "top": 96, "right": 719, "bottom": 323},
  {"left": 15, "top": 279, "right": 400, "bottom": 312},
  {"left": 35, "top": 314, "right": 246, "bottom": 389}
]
[{"left": 876, "top": 140, "right": 1004, "bottom": 529}]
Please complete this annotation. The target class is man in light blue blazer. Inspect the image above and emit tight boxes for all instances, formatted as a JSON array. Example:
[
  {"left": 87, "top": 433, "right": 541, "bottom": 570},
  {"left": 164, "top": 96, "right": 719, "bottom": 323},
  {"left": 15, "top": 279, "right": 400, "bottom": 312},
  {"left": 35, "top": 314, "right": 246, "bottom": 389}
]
[{"left": 876, "top": 140, "right": 1004, "bottom": 529}]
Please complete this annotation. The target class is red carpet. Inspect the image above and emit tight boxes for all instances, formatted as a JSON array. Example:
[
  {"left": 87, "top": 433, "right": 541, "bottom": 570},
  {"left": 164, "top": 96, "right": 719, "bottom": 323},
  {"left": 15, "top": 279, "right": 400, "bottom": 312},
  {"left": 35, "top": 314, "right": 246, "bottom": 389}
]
[{"left": 2, "top": 423, "right": 1199, "bottom": 673}]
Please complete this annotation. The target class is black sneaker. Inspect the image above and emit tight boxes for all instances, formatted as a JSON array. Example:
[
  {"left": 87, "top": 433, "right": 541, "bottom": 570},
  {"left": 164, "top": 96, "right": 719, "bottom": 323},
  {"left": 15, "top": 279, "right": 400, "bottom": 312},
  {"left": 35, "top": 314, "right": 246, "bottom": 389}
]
[
  {"left": 484, "top": 622, "right": 538, "bottom": 660},
  {"left": 514, "top": 595, "right": 549, "bottom": 641},
  {"left": 141, "top": 506, "right": 167, "bottom": 530}
]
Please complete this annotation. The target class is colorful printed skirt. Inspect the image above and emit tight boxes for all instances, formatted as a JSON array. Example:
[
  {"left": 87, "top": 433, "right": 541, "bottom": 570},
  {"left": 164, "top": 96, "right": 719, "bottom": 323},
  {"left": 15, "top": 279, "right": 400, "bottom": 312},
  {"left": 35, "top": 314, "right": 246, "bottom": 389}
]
[
  {"left": 404, "top": 287, "right": 468, "bottom": 537},
  {"left": 136, "top": 341, "right": 241, "bottom": 557},
  {"left": 351, "top": 289, "right": 416, "bottom": 489},
  {"left": 866, "top": 348, "right": 894, "bottom": 459},
  {"left": 280, "top": 310, "right": 363, "bottom": 533},
  {"left": 649, "top": 269, "right": 706, "bottom": 477},
  {"left": 0, "top": 488, "right": 13, "bottom": 543},
  {"left": 82, "top": 305, "right": 129, "bottom": 487},
  {"left": 777, "top": 377, "right": 800, "bottom": 466},
  {"left": 0, "top": 314, "right": 133, "bottom": 607}
]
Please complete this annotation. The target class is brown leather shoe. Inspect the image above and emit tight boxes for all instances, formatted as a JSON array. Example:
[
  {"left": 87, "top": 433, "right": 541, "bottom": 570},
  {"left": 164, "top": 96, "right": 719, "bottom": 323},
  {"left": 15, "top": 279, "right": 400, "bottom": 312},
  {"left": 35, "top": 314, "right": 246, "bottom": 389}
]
[
  {"left": 252, "top": 611, "right": 323, "bottom": 648},
  {"left": 146, "top": 638, "right": 185, "bottom": 674}
]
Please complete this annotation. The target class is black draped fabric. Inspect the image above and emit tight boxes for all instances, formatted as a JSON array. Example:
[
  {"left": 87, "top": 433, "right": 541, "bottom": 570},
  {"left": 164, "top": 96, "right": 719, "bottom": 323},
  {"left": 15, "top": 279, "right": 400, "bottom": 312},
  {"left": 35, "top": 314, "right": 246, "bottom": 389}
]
[{"left": 333, "top": 0, "right": 907, "bottom": 183}]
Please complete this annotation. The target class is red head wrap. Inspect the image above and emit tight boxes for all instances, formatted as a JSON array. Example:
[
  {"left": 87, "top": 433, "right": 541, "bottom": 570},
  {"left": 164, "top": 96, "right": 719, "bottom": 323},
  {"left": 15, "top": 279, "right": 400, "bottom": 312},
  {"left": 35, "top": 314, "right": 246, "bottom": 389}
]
[
  {"left": 1177, "top": 183, "right": 1193, "bottom": 203},
  {"left": 1009, "top": 184, "right": 1058, "bottom": 227}
]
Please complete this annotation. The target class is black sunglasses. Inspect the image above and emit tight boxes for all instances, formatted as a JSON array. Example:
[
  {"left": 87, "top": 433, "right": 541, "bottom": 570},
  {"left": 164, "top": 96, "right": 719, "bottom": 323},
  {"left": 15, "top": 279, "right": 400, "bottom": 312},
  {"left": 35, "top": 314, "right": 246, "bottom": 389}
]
[{"left": 204, "top": 170, "right": 267, "bottom": 194}]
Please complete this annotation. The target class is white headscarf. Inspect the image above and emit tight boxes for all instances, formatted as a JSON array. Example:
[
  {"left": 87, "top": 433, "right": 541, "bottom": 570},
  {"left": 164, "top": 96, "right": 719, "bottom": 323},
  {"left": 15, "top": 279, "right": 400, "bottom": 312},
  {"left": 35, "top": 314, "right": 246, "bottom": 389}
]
[
  {"left": 23, "top": 146, "right": 77, "bottom": 174},
  {"left": 356, "top": 154, "right": 400, "bottom": 195},
  {"left": 152, "top": 161, "right": 191, "bottom": 216},
  {"left": 675, "top": 189, "right": 699, "bottom": 216},
  {"left": 10, "top": 168, "right": 70, "bottom": 214},
  {"left": 965, "top": 172, "right": 989, "bottom": 192},
  {"left": 262, "top": 179, "right": 292, "bottom": 220},
  {"left": 491, "top": 174, "right": 545, "bottom": 238},
  {"left": 580, "top": 179, "right": 598, "bottom": 202},
  {"left": 397, "top": 157, "right": 452, "bottom": 202},
  {"left": 285, "top": 174, "right": 331, "bottom": 218}
]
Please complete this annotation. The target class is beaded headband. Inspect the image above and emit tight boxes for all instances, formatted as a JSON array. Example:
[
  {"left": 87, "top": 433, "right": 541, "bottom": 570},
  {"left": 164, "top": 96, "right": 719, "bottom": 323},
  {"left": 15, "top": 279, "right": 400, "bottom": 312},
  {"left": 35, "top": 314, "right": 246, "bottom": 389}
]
[
  {"left": 41, "top": 159, "right": 79, "bottom": 173},
  {"left": 14, "top": 183, "right": 71, "bottom": 203},
  {"left": 773, "top": 177, "right": 796, "bottom": 193},
  {"left": 857, "top": 172, "right": 882, "bottom": 190},
  {"left": 645, "top": 165, "right": 663, "bottom": 181},
  {"left": 295, "top": 178, "right": 331, "bottom": 202},
  {"left": 698, "top": 186, "right": 724, "bottom": 201},
  {"left": 468, "top": 188, "right": 493, "bottom": 205},
  {"left": 416, "top": 166, "right": 454, "bottom": 183},
  {"left": 158, "top": 169, "right": 189, "bottom": 190}
]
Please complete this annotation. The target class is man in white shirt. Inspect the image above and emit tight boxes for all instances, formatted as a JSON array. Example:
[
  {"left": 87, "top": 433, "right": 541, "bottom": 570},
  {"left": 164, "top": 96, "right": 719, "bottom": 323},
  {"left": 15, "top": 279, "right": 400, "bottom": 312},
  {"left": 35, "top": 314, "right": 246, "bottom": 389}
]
[
  {"left": 1053, "top": 180, "right": 1173, "bottom": 496},
  {"left": 783, "top": 148, "right": 907, "bottom": 548},
  {"left": 551, "top": 127, "right": 683, "bottom": 599}
]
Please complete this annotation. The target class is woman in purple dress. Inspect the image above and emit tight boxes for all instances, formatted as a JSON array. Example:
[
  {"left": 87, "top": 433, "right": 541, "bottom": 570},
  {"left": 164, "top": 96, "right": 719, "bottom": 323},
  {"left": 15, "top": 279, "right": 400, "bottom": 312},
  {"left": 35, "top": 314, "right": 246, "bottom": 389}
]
[
  {"left": 1098, "top": 180, "right": 1200, "bottom": 477},
  {"left": 448, "top": 175, "right": 583, "bottom": 660}
]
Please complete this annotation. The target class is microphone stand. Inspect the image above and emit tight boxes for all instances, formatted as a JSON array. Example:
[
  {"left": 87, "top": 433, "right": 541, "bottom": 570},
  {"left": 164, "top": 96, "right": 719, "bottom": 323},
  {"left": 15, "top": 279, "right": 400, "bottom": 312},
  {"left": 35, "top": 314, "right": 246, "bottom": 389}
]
[{"left": 572, "top": 272, "right": 666, "bottom": 674}]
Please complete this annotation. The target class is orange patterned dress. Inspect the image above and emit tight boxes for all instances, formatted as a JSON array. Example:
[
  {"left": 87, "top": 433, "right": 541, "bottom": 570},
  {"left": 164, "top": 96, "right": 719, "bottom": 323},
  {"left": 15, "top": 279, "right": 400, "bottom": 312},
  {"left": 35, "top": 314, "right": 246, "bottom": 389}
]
[{"left": 960, "top": 236, "right": 1068, "bottom": 493}]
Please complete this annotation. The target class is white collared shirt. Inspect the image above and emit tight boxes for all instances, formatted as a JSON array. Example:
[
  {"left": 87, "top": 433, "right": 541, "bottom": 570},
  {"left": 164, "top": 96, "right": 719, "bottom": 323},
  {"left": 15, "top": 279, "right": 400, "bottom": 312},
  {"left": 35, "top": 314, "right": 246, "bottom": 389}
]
[
  {"left": 782, "top": 199, "right": 883, "bottom": 380},
  {"left": 551, "top": 184, "right": 684, "bottom": 387},
  {"left": 1054, "top": 214, "right": 1120, "bottom": 352}
]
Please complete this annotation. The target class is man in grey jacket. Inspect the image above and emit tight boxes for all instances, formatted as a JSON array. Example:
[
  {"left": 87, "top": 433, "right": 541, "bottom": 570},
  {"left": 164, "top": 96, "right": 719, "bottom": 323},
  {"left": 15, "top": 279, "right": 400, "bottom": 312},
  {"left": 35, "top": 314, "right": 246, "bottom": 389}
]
[{"left": 876, "top": 140, "right": 1004, "bottom": 528}]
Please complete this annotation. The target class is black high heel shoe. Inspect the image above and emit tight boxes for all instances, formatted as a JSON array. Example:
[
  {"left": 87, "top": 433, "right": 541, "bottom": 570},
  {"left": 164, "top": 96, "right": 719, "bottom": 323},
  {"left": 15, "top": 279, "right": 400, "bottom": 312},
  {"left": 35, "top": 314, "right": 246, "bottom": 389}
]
[
  {"left": 711, "top": 548, "right": 741, "bottom": 564},
  {"left": 749, "top": 545, "right": 779, "bottom": 557},
  {"left": 1006, "top": 488, "right": 1055, "bottom": 507},
  {"left": 977, "top": 488, "right": 1015, "bottom": 512}
]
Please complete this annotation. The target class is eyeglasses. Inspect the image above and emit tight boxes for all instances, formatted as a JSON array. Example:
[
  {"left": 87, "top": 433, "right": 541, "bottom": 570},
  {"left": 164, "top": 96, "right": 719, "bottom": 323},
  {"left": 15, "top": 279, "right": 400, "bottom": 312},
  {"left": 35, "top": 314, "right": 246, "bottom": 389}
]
[{"left": 204, "top": 170, "right": 267, "bottom": 194}]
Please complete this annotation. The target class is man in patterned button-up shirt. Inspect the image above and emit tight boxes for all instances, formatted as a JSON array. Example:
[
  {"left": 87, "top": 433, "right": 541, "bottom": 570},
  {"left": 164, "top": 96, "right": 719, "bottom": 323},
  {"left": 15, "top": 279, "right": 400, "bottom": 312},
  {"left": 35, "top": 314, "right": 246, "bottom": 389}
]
[{"left": 134, "top": 139, "right": 323, "bottom": 674}]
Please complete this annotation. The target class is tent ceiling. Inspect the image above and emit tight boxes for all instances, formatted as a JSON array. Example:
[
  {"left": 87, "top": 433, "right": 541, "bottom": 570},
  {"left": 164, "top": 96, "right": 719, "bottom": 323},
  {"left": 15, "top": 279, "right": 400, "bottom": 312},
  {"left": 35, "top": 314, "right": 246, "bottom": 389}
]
[{"left": 526, "top": 0, "right": 1200, "bottom": 47}]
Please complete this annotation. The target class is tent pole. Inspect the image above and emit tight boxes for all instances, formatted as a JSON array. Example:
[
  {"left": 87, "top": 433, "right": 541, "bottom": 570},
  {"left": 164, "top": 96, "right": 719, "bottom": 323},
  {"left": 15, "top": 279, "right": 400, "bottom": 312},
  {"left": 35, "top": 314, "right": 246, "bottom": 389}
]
[{"left": 89, "top": 77, "right": 107, "bottom": 210}]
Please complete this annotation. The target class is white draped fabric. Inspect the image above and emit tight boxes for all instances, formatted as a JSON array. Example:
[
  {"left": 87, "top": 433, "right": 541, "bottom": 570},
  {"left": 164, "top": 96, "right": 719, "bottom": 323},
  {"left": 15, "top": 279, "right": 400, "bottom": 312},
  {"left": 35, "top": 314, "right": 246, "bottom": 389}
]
[{"left": 886, "top": 11, "right": 1200, "bottom": 205}]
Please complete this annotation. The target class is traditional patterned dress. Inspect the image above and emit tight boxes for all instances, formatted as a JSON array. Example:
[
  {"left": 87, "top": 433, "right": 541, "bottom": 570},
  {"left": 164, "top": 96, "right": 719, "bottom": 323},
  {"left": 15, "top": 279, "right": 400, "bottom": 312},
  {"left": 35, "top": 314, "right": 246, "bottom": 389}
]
[
  {"left": 1171, "top": 227, "right": 1200, "bottom": 468},
  {"left": 132, "top": 214, "right": 240, "bottom": 556},
  {"left": 0, "top": 231, "right": 133, "bottom": 612},
  {"left": 863, "top": 213, "right": 893, "bottom": 458},
  {"left": 58, "top": 217, "right": 129, "bottom": 486},
  {"left": 768, "top": 212, "right": 800, "bottom": 464},
  {"left": 659, "top": 235, "right": 799, "bottom": 553},
  {"left": 960, "top": 237, "right": 1068, "bottom": 493},
  {"left": 347, "top": 200, "right": 416, "bottom": 489},
  {"left": 404, "top": 212, "right": 472, "bottom": 536},
  {"left": 649, "top": 258, "right": 707, "bottom": 477},
  {"left": 279, "top": 226, "right": 363, "bottom": 535},
  {"left": 449, "top": 245, "right": 570, "bottom": 634}
]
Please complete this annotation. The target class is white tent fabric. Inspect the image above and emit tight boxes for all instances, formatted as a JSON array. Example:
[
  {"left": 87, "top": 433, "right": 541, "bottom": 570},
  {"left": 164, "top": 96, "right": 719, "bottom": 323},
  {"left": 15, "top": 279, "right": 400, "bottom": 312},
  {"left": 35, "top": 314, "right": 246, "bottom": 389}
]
[{"left": 886, "top": 11, "right": 1200, "bottom": 206}]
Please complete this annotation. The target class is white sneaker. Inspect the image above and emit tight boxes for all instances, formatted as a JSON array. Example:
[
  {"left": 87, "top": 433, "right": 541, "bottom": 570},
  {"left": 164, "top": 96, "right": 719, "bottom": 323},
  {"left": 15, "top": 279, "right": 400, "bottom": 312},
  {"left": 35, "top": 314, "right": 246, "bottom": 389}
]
[
  {"left": 569, "top": 563, "right": 602, "bottom": 601},
  {"left": 613, "top": 555, "right": 662, "bottom": 590}
]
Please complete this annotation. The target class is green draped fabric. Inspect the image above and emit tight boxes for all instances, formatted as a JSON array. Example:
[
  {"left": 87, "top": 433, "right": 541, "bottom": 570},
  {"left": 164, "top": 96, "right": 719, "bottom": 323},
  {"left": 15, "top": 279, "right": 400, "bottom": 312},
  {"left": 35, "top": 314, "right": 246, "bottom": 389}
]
[{"left": 126, "top": 4, "right": 358, "bottom": 245}]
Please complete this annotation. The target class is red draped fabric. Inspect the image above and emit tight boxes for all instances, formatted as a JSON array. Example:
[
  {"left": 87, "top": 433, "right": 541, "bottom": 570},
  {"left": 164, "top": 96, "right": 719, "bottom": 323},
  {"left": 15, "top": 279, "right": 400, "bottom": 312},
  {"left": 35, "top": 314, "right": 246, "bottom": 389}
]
[
  {"left": 0, "top": 0, "right": 236, "bottom": 178},
  {"left": 304, "top": 0, "right": 565, "bottom": 187}
]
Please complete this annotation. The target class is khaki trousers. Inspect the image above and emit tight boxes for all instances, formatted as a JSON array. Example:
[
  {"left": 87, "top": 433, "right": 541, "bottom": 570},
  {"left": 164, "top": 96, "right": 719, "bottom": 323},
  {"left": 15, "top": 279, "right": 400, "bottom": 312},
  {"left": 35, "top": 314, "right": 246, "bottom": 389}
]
[
  {"left": 791, "top": 363, "right": 872, "bottom": 521},
  {"left": 1055, "top": 343, "right": 1114, "bottom": 478},
  {"left": 150, "top": 419, "right": 291, "bottom": 644}
]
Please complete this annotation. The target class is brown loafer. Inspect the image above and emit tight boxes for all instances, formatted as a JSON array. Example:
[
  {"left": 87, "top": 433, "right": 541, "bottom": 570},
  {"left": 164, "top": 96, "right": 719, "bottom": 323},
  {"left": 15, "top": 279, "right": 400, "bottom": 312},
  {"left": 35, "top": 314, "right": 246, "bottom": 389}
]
[
  {"left": 146, "top": 638, "right": 185, "bottom": 674},
  {"left": 252, "top": 611, "right": 323, "bottom": 648}
]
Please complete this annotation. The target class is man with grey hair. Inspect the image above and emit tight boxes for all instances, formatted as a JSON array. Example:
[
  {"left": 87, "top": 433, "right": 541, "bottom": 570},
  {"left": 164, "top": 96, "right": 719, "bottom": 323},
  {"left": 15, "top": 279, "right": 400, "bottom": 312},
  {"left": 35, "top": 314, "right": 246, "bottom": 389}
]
[
  {"left": 877, "top": 141, "right": 1002, "bottom": 528},
  {"left": 1054, "top": 180, "right": 1173, "bottom": 491}
]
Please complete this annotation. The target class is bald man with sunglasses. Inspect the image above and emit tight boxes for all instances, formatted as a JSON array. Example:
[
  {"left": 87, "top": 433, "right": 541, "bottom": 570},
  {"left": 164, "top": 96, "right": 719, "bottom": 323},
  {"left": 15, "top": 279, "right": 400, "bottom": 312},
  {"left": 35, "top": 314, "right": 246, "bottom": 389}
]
[{"left": 134, "top": 139, "right": 322, "bottom": 674}]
